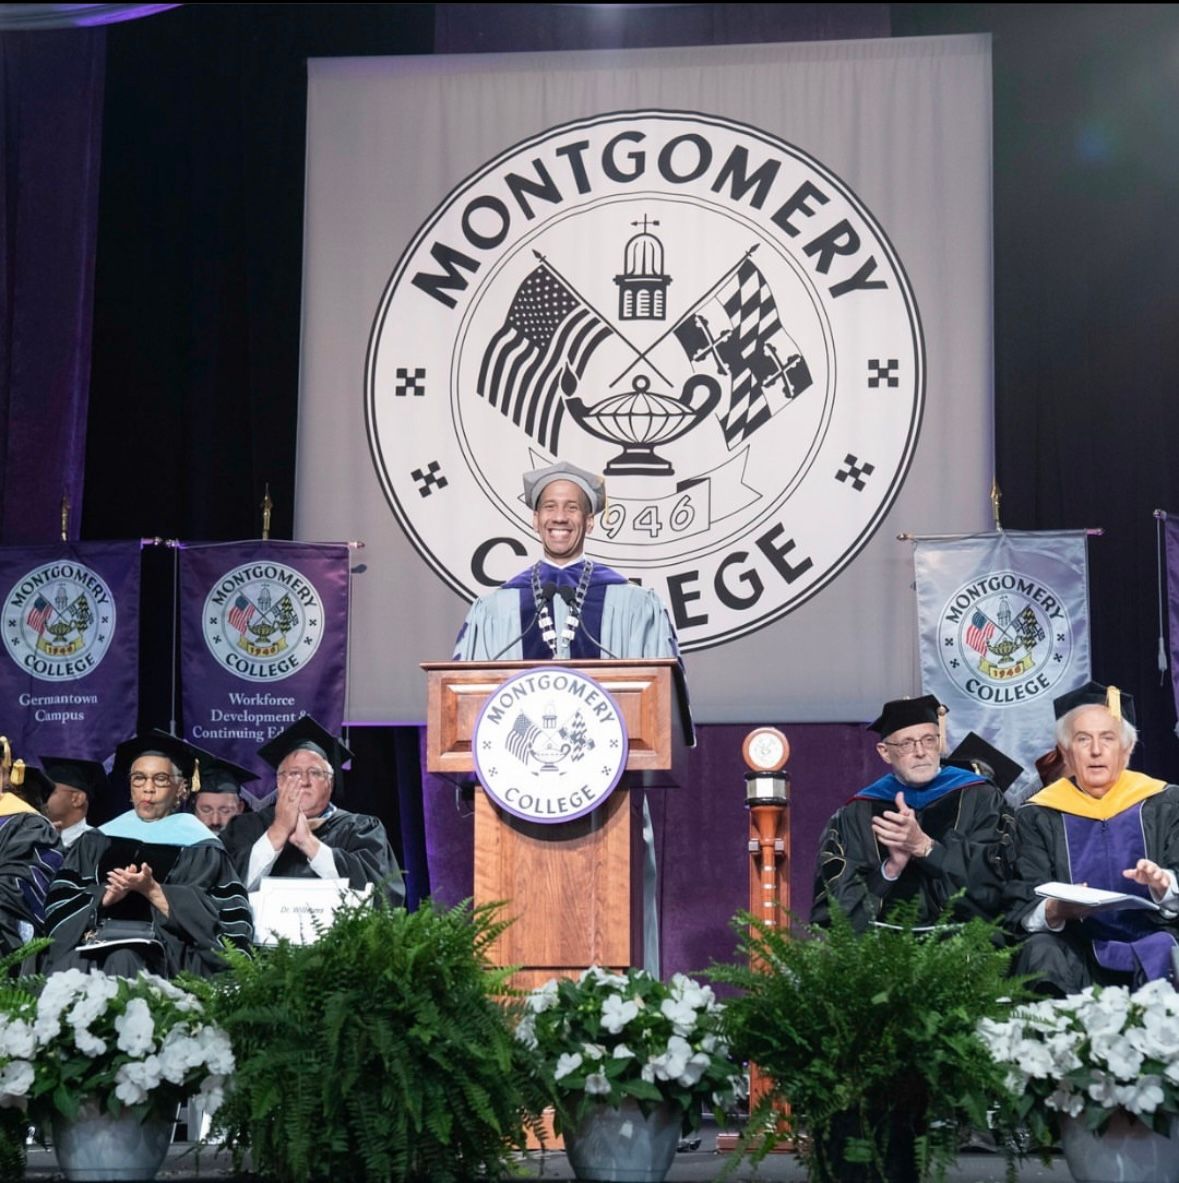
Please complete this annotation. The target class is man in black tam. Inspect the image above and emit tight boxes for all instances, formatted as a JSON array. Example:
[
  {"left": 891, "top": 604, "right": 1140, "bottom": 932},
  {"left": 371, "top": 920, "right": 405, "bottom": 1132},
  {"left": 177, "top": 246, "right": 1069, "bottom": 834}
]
[
  {"left": 219, "top": 717, "right": 404, "bottom": 905},
  {"left": 811, "top": 695, "right": 1016, "bottom": 932}
]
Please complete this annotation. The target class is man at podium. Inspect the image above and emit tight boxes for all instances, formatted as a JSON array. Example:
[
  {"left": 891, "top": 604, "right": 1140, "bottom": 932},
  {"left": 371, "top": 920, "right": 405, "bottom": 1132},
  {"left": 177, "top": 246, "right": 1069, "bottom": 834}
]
[{"left": 452, "top": 460, "right": 679, "bottom": 662}]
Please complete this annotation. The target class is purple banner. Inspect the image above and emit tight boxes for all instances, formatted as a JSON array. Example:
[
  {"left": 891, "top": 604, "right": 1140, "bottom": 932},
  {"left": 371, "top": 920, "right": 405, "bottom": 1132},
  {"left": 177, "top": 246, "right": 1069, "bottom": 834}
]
[
  {"left": 179, "top": 541, "right": 350, "bottom": 804},
  {"left": 1165, "top": 519, "right": 1179, "bottom": 720},
  {"left": 0, "top": 541, "right": 140, "bottom": 761}
]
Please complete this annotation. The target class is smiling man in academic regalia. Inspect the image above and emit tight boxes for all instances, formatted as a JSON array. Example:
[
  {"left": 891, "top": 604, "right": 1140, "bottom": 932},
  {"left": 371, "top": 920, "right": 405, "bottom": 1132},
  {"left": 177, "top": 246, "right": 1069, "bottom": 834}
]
[
  {"left": 219, "top": 717, "right": 404, "bottom": 905},
  {"left": 811, "top": 696, "right": 1017, "bottom": 932},
  {"left": 43, "top": 731, "right": 252, "bottom": 977},
  {"left": 1008, "top": 681, "right": 1179, "bottom": 995},
  {"left": 452, "top": 460, "right": 679, "bottom": 662}
]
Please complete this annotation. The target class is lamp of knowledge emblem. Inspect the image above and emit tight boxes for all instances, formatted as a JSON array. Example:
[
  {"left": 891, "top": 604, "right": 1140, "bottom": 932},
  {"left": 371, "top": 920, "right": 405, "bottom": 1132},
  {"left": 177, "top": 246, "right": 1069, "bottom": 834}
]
[
  {"left": 3, "top": 562, "right": 115, "bottom": 681},
  {"left": 367, "top": 109, "right": 924, "bottom": 650},
  {"left": 473, "top": 668, "right": 628, "bottom": 824},
  {"left": 202, "top": 563, "right": 326, "bottom": 683},
  {"left": 938, "top": 572, "right": 1077, "bottom": 708}
]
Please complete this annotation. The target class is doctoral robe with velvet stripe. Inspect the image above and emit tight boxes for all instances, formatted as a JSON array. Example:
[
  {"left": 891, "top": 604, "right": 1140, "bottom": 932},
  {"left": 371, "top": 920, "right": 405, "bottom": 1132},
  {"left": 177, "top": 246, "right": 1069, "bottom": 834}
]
[
  {"left": 811, "top": 768, "right": 1016, "bottom": 932},
  {"left": 43, "top": 810, "right": 252, "bottom": 977},
  {"left": 1007, "top": 773, "right": 1179, "bottom": 993},
  {"left": 452, "top": 560, "right": 678, "bottom": 661},
  {"left": 0, "top": 794, "right": 62, "bottom": 954}
]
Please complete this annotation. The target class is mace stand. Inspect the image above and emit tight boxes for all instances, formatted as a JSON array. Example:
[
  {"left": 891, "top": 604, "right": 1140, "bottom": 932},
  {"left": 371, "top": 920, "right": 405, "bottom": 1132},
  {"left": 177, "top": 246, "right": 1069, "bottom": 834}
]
[{"left": 716, "top": 729, "right": 792, "bottom": 1153}]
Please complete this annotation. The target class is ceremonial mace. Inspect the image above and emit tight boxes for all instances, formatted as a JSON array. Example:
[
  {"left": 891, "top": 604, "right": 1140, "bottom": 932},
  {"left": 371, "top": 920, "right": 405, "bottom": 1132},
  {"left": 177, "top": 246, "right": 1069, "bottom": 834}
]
[{"left": 715, "top": 727, "right": 792, "bottom": 1152}]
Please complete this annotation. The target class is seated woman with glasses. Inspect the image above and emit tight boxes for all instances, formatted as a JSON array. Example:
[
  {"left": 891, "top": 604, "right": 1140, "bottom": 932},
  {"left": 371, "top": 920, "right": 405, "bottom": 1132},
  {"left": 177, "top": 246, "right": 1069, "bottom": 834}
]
[
  {"left": 810, "top": 695, "right": 1017, "bottom": 933},
  {"left": 218, "top": 716, "right": 403, "bottom": 904},
  {"left": 42, "top": 731, "right": 253, "bottom": 977}
]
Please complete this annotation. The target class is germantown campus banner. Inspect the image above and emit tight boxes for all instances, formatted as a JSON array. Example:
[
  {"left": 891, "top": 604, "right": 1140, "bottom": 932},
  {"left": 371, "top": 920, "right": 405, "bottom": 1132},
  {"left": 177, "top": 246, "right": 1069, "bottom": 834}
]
[
  {"left": 296, "top": 36, "right": 995, "bottom": 724},
  {"left": 178, "top": 541, "right": 350, "bottom": 800},
  {"left": 0, "top": 541, "right": 140, "bottom": 761},
  {"left": 913, "top": 531, "right": 1091, "bottom": 801}
]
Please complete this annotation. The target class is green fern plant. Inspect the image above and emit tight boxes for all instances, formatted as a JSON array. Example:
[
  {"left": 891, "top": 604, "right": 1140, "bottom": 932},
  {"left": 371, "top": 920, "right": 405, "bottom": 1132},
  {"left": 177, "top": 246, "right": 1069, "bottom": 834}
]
[
  {"left": 711, "top": 904, "right": 1021, "bottom": 1183},
  {"left": 194, "top": 899, "right": 542, "bottom": 1183},
  {"left": 0, "top": 939, "right": 49, "bottom": 1183}
]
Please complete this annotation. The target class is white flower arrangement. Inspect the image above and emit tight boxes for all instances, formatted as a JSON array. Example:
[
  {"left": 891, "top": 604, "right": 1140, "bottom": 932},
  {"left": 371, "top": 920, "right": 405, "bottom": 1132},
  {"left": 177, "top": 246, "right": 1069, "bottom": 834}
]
[
  {"left": 979, "top": 978, "right": 1179, "bottom": 1139},
  {"left": 516, "top": 965, "right": 745, "bottom": 1134},
  {"left": 0, "top": 968, "right": 233, "bottom": 1123}
]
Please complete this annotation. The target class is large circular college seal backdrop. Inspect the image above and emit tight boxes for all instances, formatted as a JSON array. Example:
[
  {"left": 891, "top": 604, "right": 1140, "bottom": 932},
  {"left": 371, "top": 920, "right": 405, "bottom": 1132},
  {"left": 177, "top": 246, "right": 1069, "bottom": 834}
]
[{"left": 367, "top": 110, "right": 924, "bottom": 651}]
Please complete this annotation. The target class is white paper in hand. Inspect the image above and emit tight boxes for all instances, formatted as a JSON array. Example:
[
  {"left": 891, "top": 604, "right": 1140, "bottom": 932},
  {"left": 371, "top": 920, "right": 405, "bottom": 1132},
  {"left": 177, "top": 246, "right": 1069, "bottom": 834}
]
[{"left": 1034, "top": 882, "right": 1160, "bottom": 913}]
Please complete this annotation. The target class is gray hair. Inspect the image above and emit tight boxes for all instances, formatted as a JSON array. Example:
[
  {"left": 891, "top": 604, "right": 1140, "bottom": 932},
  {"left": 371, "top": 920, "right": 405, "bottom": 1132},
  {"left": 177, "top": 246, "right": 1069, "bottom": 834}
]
[{"left": 1055, "top": 706, "right": 1138, "bottom": 754}]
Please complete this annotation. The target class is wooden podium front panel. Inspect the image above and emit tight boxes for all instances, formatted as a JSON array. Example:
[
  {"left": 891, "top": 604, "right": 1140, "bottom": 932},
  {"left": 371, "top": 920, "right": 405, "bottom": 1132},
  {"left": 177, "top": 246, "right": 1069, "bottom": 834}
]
[
  {"left": 475, "top": 787, "right": 640, "bottom": 991},
  {"left": 424, "top": 660, "right": 678, "bottom": 990}
]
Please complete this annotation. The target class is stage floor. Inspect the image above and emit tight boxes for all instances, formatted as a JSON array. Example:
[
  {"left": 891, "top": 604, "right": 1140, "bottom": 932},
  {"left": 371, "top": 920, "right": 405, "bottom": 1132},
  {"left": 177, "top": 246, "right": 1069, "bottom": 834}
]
[{"left": 22, "top": 1125, "right": 1077, "bottom": 1182}]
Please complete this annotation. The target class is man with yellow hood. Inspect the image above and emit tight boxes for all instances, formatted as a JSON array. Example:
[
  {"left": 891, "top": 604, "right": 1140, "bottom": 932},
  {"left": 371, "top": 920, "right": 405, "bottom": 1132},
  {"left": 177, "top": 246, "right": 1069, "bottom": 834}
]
[{"left": 1008, "top": 681, "right": 1179, "bottom": 994}]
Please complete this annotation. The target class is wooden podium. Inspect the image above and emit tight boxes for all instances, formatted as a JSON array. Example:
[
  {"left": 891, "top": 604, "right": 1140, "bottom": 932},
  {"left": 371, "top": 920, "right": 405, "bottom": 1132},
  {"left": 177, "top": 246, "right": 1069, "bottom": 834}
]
[{"left": 423, "top": 658, "right": 689, "bottom": 989}]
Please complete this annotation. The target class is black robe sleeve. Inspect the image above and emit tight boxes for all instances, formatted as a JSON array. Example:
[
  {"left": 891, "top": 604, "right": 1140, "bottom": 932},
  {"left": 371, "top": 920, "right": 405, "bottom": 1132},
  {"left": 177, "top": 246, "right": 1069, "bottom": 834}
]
[
  {"left": 156, "top": 843, "right": 254, "bottom": 974},
  {"left": 43, "top": 831, "right": 252, "bottom": 977},
  {"left": 0, "top": 812, "right": 63, "bottom": 954},
  {"left": 811, "top": 783, "right": 1015, "bottom": 933}
]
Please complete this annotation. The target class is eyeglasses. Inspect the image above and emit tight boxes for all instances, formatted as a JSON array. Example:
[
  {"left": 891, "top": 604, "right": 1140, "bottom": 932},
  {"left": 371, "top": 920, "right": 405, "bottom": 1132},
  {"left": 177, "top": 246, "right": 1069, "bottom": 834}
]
[
  {"left": 277, "top": 768, "right": 330, "bottom": 784},
  {"left": 129, "top": 771, "right": 178, "bottom": 789},
  {"left": 882, "top": 735, "right": 941, "bottom": 755}
]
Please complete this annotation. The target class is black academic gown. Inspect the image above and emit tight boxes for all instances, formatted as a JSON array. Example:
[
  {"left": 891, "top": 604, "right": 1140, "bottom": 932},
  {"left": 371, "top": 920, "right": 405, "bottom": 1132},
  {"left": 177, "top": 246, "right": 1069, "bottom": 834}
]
[
  {"left": 0, "top": 806, "right": 63, "bottom": 955},
  {"left": 811, "top": 772, "right": 1016, "bottom": 933},
  {"left": 1006, "top": 783, "right": 1179, "bottom": 994},
  {"left": 43, "top": 825, "right": 253, "bottom": 977},
  {"left": 219, "top": 807, "right": 405, "bottom": 905}
]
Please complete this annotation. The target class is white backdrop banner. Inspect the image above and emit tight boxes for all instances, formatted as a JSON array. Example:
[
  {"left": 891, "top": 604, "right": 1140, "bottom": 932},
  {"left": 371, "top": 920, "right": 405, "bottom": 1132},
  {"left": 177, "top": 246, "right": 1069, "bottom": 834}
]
[
  {"left": 297, "top": 36, "right": 994, "bottom": 723},
  {"left": 913, "top": 531, "right": 1092, "bottom": 800}
]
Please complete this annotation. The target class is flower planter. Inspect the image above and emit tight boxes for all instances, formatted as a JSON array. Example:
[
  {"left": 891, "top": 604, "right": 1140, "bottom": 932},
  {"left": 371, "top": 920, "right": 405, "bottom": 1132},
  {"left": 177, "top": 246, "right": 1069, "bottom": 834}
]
[
  {"left": 812, "top": 1107, "right": 921, "bottom": 1183},
  {"left": 1060, "top": 1111, "right": 1179, "bottom": 1183},
  {"left": 563, "top": 1098, "right": 682, "bottom": 1183},
  {"left": 51, "top": 1100, "right": 172, "bottom": 1182}
]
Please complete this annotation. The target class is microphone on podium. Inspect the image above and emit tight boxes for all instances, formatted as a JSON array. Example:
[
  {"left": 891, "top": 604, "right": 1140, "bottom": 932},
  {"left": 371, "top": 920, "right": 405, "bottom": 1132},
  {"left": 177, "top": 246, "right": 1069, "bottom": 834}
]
[
  {"left": 552, "top": 582, "right": 621, "bottom": 659},
  {"left": 489, "top": 583, "right": 559, "bottom": 661}
]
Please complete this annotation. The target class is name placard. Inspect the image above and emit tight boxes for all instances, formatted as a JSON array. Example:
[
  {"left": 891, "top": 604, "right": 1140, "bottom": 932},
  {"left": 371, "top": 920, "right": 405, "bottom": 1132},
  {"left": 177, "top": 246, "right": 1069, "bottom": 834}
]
[{"left": 249, "top": 877, "right": 372, "bottom": 945}]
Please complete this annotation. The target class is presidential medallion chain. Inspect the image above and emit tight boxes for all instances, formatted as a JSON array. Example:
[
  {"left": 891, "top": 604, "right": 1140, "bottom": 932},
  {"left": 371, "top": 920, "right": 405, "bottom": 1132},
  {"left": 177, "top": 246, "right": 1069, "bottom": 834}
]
[{"left": 531, "top": 560, "right": 594, "bottom": 657}]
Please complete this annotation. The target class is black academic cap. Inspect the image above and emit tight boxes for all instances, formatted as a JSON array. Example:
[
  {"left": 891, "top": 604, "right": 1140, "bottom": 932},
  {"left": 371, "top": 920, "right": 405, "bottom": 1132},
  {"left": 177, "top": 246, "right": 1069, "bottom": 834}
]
[
  {"left": 38, "top": 756, "right": 108, "bottom": 798},
  {"left": 867, "top": 695, "right": 943, "bottom": 739},
  {"left": 258, "top": 716, "right": 354, "bottom": 775},
  {"left": 946, "top": 732, "right": 1023, "bottom": 793},
  {"left": 113, "top": 730, "right": 198, "bottom": 779},
  {"left": 9, "top": 762, "right": 53, "bottom": 808},
  {"left": 188, "top": 746, "right": 258, "bottom": 796},
  {"left": 1052, "top": 680, "right": 1136, "bottom": 727}
]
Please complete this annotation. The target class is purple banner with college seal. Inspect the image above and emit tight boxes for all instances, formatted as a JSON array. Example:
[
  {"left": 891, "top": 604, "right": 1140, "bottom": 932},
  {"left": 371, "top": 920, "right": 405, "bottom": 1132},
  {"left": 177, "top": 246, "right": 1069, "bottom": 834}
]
[
  {"left": 178, "top": 541, "right": 350, "bottom": 803},
  {"left": 0, "top": 541, "right": 140, "bottom": 761}
]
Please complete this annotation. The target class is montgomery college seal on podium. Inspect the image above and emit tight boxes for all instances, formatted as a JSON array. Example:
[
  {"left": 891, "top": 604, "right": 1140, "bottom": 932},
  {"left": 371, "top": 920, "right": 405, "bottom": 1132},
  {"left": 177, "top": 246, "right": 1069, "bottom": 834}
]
[
  {"left": 473, "top": 668, "right": 628, "bottom": 824},
  {"left": 367, "top": 110, "right": 924, "bottom": 650}
]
